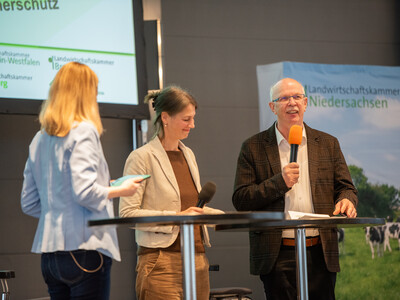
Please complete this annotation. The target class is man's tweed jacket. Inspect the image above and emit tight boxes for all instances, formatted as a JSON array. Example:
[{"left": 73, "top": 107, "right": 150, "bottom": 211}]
[{"left": 232, "top": 122, "right": 358, "bottom": 275}]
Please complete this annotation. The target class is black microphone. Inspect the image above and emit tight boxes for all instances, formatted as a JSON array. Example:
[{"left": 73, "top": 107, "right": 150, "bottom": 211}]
[
  {"left": 288, "top": 125, "right": 303, "bottom": 163},
  {"left": 196, "top": 181, "right": 217, "bottom": 208}
]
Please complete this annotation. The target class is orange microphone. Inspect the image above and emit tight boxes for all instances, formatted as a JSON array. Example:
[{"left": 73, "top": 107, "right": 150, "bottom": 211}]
[{"left": 288, "top": 125, "right": 303, "bottom": 162}]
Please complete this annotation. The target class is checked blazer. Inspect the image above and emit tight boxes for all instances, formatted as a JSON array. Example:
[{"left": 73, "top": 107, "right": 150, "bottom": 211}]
[{"left": 232, "top": 122, "right": 358, "bottom": 275}]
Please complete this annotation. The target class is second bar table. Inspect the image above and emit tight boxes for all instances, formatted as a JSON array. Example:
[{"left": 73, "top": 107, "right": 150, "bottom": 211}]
[{"left": 215, "top": 216, "right": 385, "bottom": 300}]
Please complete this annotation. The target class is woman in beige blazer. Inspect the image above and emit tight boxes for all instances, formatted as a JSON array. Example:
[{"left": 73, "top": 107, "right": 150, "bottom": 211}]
[{"left": 119, "top": 86, "right": 223, "bottom": 300}]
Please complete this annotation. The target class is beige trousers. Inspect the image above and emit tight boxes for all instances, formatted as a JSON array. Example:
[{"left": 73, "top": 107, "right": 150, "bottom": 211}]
[{"left": 136, "top": 250, "right": 210, "bottom": 300}]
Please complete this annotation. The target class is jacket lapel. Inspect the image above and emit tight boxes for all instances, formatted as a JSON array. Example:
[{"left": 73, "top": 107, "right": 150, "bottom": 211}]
[
  {"left": 150, "top": 137, "right": 181, "bottom": 197},
  {"left": 179, "top": 142, "right": 201, "bottom": 193},
  {"left": 305, "top": 124, "right": 320, "bottom": 202},
  {"left": 264, "top": 123, "right": 282, "bottom": 176}
]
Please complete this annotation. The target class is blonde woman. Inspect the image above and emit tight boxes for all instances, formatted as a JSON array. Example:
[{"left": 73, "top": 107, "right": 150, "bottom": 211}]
[
  {"left": 21, "top": 62, "right": 142, "bottom": 300},
  {"left": 119, "top": 86, "right": 224, "bottom": 300}
]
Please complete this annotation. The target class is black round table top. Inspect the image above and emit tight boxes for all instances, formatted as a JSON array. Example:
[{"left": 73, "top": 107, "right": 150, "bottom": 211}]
[
  {"left": 215, "top": 217, "right": 385, "bottom": 232},
  {"left": 88, "top": 211, "right": 284, "bottom": 227}
]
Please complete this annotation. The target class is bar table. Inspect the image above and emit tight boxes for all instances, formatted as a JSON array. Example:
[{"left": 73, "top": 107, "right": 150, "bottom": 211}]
[
  {"left": 215, "top": 217, "right": 385, "bottom": 300},
  {"left": 89, "top": 211, "right": 284, "bottom": 300}
]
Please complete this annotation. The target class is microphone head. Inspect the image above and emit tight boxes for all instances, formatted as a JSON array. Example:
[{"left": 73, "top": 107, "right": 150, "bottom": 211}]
[
  {"left": 198, "top": 181, "right": 217, "bottom": 205},
  {"left": 288, "top": 125, "right": 303, "bottom": 145}
]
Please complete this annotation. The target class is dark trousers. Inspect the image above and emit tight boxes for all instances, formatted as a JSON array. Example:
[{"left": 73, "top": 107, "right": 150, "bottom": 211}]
[
  {"left": 41, "top": 250, "right": 112, "bottom": 300},
  {"left": 260, "top": 244, "right": 336, "bottom": 300}
]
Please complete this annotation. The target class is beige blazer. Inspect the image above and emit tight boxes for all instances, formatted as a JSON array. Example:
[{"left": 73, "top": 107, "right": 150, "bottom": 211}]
[{"left": 119, "top": 137, "right": 222, "bottom": 248}]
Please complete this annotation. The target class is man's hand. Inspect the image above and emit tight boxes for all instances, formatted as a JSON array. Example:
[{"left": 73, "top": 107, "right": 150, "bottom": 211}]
[
  {"left": 333, "top": 199, "right": 357, "bottom": 218},
  {"left": 282, "top": 162, "right": 300, "bottom": 188}
]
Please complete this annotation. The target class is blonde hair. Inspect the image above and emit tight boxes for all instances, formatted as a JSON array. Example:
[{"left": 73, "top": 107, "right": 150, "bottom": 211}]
[
  {"left": 145, "top": 86, "right": 197, "bottom": 139},
  {"left": 39, "top": 62, "right": 103, "bottom": 137}
]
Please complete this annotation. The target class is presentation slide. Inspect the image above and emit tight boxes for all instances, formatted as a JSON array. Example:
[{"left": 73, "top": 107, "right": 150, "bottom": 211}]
[{"left": 0, "top": 0, "right": 139, "bottom": 105}]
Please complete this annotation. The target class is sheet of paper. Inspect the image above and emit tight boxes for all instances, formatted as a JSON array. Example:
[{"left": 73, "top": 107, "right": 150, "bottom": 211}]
[{"left": 288, "top": 211, "right": 330, "bottom": 220}]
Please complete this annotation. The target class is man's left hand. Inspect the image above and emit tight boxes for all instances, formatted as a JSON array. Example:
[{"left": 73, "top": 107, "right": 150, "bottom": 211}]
[{"left": 333, "top": 199, "right": 357, "bottom": 218}]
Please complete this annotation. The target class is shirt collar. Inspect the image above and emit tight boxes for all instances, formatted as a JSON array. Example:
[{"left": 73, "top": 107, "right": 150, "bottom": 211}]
[{"left": 274, "top": 123, "right": 307, "bottom": 145}]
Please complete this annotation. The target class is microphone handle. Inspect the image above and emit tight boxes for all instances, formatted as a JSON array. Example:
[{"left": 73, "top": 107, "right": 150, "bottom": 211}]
[
  {"left": 290, "top": 144, "right": 299, "bottom": 163},
  {"left": 196, "top": 199, "right": 205, "bottom": 208}
]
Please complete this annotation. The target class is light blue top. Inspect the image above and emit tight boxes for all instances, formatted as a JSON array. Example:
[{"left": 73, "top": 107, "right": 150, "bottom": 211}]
[{"left": 21, "top": 122, "right": 121, "bottom": 261}]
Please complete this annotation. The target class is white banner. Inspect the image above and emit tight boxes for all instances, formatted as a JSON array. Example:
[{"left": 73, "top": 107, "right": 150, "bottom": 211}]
[{"left": 257, "top": 62, "right": 400, "bottom": 189}]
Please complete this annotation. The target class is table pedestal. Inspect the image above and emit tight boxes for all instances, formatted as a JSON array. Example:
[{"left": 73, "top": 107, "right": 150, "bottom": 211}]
[
  {"left": 181, "top": 224, "right": 196, "bottom": 299},
  {"left": 295, "top": 228, "right": 308, "bottom": 300}
]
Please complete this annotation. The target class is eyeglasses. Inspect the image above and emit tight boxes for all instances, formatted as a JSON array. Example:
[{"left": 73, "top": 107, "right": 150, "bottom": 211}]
[{"left": 272, "top": 94, "right": 306, "bottom": 103}]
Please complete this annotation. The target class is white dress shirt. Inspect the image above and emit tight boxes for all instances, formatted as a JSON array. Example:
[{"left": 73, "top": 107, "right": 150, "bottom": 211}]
[{"left": 275, "top": 124, "right": 319, "bottom": 238}]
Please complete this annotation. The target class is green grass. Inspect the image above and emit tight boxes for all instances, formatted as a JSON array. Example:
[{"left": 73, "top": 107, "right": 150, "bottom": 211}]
[{"left": 336, "top": 228, "right": 400, "bottom": 300}]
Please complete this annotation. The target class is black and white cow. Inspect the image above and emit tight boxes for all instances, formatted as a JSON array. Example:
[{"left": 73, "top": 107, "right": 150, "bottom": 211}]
[
  {"left": 384, "top": 222, "right": 400, "bottom": 252},
  {"left": 365, "top": 226, "right": 385, "bottom": 259},
  {"left": 337, "top": 228, "right": 345, "bottom": 255}
]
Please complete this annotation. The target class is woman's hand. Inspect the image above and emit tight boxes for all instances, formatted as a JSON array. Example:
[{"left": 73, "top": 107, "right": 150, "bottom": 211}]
[
  {"left": 108, "top": 177, "right": 143, "bottom": 199},
  {"left": 176, "top": 207, "right": 204, "bottom": 215}
]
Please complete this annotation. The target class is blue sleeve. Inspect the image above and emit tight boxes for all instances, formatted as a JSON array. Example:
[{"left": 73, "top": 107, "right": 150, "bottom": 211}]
[
  {"left": 21, "top": 159, "right": 41, "bottom": 218},
  {"left": 70, "top": 125, "right": 109, "bottom": 212}
]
